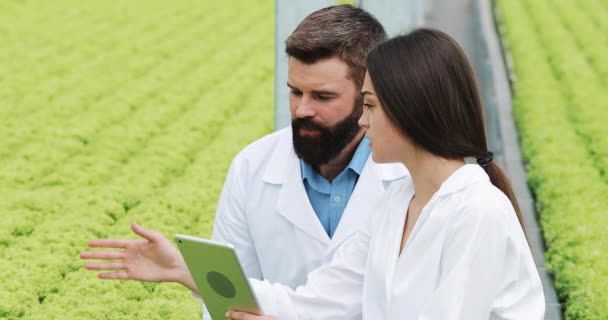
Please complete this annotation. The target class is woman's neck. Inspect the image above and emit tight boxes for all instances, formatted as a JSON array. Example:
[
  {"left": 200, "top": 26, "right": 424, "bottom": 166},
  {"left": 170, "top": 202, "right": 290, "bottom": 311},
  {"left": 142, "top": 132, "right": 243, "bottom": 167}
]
[{"left": 407, "top": 154, "right": 465, "bottom": 204}]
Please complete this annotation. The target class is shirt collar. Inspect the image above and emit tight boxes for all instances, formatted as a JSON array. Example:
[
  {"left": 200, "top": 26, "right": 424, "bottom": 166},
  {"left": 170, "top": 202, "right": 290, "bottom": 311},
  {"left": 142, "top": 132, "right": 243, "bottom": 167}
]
[
  {"left": 397, "top": 164, "right": 490, "bottom": 204},
  {"left": 347, "top": 136, "right": 371, "bottom": 175},
  {"left": 436, "top": 164, "right": 490, "bottom": 196}
]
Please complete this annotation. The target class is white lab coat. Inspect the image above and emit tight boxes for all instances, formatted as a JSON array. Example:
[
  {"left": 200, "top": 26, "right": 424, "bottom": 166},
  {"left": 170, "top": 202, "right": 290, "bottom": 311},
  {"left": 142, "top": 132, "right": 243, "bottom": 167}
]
[
  {"left": 211, "top": 127, "right": 407, "bottom": 286},
  {"left": 200, "top": 128, "right": 407, "bottom": 318},
  {"left": 251, "top": 164, "right": 545, "bottom": 319}
]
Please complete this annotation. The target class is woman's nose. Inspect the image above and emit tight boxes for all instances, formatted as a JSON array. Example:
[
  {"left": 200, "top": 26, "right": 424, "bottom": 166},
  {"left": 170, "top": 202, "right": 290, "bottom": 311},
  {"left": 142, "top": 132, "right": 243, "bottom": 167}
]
[{"left": 358, "top": 112, "right": 368, "bottom": 128}]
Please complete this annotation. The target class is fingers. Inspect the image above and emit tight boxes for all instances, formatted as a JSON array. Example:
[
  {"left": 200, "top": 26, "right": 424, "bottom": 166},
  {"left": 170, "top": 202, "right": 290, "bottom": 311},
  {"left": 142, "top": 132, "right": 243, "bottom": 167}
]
[
  {"left": 88, "top": 239, "right": 133, "bottom": 249},
  {"left": 226, "top": 311, "right": 248, "bottom": 320},
  {"left": 84, "top": 261, "right": 126, "bottom": 271},
  {"left": 131, "top": 222, "right": 163, "bottom": 243},
  {"left": 226, "top": 311, "right": 275, "bottom": 320},
  {"left": 98, "top": 271, "right": 130, "bottom": 280},
  {"left": 80, "top": 250, "right": 124, "bottom": 260},
  {"left": 86, "top": 223, "right": 163, "bottom": 249}
]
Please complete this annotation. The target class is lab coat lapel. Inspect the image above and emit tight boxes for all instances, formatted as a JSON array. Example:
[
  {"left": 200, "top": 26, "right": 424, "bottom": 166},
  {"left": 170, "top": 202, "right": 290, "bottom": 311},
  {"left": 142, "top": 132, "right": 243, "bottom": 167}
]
[
  {"left": 387, "top": 165, "right": 489, "bottom": 297},
  {"left": 262, "top": 129, "right": 329, "bottom": 244},
  {"left": 327, "top": 159, "right": 382, "bottom": 252},
  {"left": 398, "top": 164, "right": 488, "bottom": 255},
  {"left": 328, "top": 160, "right": 407, "bottom": 252},
  {"left": 383, "top": 184, "right": 412, "bottom": 301},
  {"left": 275, "top": 159, "right": 330, "bottom": 245}
]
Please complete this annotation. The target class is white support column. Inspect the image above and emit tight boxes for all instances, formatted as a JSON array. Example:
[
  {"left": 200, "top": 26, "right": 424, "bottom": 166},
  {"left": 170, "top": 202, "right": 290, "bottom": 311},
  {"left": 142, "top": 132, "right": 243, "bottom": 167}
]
[{"left": 359, "top": 0, "right": 424, "bottom": 37}]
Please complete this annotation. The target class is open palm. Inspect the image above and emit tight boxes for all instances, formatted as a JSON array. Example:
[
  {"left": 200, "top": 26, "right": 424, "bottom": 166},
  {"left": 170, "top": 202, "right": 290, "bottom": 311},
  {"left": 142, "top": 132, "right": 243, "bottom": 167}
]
[{"left": 81, "top": 223, "right": 191, "bottom": 286}]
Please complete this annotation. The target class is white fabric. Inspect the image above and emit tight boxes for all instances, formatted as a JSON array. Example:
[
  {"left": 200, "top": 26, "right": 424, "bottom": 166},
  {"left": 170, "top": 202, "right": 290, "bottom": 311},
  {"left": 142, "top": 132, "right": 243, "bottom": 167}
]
[
  {"left": 200, "top": 127, "right": 408, "bottom": 319},
  {"left": 251, "top": 164, "right": 545, "bottom": 320}
]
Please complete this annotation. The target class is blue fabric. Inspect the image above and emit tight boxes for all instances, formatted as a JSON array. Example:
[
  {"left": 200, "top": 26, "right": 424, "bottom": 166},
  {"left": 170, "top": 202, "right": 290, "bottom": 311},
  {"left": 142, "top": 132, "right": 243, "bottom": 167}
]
[{"left": 301, "top": 137, "right": 371, "bottom": 238}]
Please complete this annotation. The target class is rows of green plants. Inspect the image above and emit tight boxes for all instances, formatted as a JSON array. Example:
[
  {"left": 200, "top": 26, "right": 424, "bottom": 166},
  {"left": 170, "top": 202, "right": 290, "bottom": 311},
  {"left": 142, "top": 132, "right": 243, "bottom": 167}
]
[
  {"left": 0, "top": 1, "right": 274, "bottom": 319},
  {"left": 496, "top": 0, "right": 608, "bottom": 318}
]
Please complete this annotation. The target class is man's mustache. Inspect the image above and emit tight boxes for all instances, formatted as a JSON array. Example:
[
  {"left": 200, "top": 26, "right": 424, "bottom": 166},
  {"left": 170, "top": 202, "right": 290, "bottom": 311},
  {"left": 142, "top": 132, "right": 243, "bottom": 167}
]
[{"left": 293, "top": 118, "right": 326, "bottom": 131}]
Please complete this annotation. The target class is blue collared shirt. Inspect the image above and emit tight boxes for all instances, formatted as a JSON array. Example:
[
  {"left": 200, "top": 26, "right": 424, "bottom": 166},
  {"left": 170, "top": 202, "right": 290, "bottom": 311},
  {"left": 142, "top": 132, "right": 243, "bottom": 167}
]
[{"left": 301, "top": 137, "right": 371, "bottom": 238}]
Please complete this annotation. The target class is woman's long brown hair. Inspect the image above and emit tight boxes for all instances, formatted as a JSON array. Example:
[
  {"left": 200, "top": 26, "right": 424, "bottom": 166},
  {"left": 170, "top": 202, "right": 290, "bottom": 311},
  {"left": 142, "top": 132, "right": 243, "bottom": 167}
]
[{"left": 367, "top": 28, "right": 527, "bottom": 237}]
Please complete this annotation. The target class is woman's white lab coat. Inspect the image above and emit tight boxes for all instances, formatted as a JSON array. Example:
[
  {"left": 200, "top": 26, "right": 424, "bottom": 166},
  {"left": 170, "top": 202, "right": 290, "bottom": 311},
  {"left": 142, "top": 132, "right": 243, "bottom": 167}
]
[{"left": 251, "top": 164, "right": 545, "bottom": 319}]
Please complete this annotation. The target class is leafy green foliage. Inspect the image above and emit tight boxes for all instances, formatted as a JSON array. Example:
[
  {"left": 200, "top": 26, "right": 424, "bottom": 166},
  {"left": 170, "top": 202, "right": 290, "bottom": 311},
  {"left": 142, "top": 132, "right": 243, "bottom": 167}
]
[
  {"left": 0, "top": 1, "right": 274, "bottom": 319},
  {"left": 496, "top": 0, "right": 608, "bottom": 318}
]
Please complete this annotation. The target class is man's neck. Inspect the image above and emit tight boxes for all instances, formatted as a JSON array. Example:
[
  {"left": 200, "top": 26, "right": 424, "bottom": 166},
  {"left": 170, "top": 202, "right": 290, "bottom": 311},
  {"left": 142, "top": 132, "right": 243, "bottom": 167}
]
[{"left": 315, "top": 131, "right": 366, "bottom": 182}]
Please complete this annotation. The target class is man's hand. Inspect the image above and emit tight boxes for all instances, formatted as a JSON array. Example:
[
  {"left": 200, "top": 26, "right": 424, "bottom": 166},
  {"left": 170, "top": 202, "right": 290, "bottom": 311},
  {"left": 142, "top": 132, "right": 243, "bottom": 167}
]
[{"left": 80, "top": 222, "right": 198, "bottom": 293}]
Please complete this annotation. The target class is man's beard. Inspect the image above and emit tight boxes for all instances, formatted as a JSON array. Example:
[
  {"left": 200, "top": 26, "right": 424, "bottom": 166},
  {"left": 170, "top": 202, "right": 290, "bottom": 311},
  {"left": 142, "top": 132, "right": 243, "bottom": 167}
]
[{"left": 292, "top": 98, "right": 363, "bottom": 166}]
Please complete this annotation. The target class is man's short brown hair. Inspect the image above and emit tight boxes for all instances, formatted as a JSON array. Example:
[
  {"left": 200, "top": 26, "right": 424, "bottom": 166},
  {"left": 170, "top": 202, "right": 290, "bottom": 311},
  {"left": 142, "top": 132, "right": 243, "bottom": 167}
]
[{"left": 285, "top": 5, "right": 387, "bottom": 90}]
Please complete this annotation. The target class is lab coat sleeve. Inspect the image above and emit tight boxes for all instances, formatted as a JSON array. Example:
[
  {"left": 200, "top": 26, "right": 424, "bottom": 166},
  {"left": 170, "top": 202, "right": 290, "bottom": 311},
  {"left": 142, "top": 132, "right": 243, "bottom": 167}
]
[
  {"left": 250, "top": 219, "right": 372, "bottom": 320},
  {"left": 418, "top": 200, "right": 544, "bottom": 320},
  {"left": 202, "top": 158, "right": 261, "bottom": 320},
  {"left": 200, "top": 300, "right": 211, "bottom": 320},
  {"left": 211, "top": 157, "right": 262, "bottom": 279}
]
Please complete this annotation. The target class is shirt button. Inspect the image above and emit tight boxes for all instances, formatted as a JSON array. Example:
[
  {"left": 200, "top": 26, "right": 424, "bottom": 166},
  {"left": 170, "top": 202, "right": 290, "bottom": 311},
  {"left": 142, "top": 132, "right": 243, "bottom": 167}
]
[{"left": 334, "top": 196, "right": 341, "bottom": 203}]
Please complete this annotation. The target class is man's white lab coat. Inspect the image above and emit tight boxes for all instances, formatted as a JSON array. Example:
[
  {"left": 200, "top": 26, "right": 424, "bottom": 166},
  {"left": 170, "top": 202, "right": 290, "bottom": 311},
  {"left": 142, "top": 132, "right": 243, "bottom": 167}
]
[{"left": 212, "top": 127, "right": 408, "bottom": 286}]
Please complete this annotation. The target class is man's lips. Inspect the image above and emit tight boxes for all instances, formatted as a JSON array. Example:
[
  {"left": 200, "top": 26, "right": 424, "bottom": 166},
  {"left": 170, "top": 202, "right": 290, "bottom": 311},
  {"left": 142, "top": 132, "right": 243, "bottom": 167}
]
[{"left": 299, "top": 127, "right": 320, "bottom": 136}]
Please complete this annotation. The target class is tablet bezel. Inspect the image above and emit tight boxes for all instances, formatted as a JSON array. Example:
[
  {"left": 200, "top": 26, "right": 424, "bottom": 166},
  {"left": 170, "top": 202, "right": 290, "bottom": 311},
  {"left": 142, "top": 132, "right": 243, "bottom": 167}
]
[{"left": 175, "top": 234, "right": 262, "bottom": 318}]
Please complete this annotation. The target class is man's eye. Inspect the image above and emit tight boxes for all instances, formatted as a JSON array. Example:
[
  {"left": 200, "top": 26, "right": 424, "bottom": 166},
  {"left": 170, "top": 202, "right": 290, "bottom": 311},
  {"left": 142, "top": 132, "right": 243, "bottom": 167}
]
[
  {"left": 291, "top": 90, "right": 302, "bottom": 96},
  {"left": 313, "top": 93, "right": 332, "bottom": 101}
]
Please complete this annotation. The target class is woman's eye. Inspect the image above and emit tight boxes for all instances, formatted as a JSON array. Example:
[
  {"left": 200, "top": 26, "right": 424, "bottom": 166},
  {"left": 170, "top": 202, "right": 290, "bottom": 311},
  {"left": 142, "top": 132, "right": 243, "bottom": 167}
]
[{"left": 363, "top": 103, "right": 374, "bottom": 109}]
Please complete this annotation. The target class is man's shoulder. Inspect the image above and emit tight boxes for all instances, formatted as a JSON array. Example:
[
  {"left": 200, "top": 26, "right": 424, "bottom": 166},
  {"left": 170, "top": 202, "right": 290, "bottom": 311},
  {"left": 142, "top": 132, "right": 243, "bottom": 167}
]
[
  {"left": 235, "top": 127, "right": 292, "bottom": 161},
  {"left": 228, "top": 127, "right": 295, "bottom": 183}
]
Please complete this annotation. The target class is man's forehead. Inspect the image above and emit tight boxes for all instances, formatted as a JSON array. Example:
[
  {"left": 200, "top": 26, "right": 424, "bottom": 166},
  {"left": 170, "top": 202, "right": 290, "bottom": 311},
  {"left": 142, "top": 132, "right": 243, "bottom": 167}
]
[{"left": 287, "top": 57, "right": 354, "bottom": 91}]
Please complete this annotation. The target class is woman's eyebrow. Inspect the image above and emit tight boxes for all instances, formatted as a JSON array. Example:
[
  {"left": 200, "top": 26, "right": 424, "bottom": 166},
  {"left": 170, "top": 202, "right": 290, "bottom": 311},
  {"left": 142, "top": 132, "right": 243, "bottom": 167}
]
[{"left": 361, "top": 90, "right": 375, "bottom": 97}]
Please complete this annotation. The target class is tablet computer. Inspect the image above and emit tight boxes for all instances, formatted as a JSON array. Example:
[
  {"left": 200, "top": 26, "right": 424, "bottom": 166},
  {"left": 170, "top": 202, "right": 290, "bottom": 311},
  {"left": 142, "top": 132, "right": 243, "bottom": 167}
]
[{"left": 175, "top": 234, "right": 262, "bottom": 319}]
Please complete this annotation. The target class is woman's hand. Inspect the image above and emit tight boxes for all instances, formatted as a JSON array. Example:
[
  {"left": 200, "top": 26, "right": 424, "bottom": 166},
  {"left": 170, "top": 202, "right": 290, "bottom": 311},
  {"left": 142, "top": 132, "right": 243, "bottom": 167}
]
[
  {"left": 80, "top": 222, "right": 198, "bottom": 293},
  {"left": 226, "top": 311, "right": 278, "bottom": 320}
]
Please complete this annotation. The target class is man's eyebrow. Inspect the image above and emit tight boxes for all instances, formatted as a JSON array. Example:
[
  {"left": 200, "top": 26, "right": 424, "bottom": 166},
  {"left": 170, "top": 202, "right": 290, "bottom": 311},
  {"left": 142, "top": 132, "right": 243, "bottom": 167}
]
[
  {"left": 312, "top": 90, "right": 338, "bottom": 96},
  {"left": 286, "top": 83, "right": 338, "bottom": 96}
]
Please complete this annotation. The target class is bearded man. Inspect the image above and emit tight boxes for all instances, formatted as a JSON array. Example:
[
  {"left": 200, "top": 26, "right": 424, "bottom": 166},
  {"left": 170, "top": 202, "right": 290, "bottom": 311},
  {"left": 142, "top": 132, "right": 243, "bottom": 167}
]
[
  {"left": 82, "top": 4, "right": 408, "bottom": 297},
  {"left": 210, "top": 5, "right": 407, "bottom": 287}
]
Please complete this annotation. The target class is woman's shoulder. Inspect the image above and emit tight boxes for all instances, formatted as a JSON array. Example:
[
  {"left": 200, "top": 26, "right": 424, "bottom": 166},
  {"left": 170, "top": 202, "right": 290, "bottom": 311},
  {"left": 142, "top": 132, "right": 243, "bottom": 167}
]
[
  {"left": 449, "top": 180, "right": 517, "bottom": 230},
  {"left": 443, "top": 180, "right": 530, "bottom": 250}
]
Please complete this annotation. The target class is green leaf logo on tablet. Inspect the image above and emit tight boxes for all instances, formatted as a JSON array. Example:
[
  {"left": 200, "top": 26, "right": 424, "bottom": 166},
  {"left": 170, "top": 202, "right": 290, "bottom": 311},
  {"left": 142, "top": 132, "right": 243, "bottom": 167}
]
[{"left": 207, "top": 271, "right": 236, "bottom": 298}]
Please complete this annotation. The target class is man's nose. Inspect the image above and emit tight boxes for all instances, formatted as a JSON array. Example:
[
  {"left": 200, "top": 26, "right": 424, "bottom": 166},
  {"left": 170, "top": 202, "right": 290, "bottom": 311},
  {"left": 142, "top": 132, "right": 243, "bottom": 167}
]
[{"left": 294, "top": 96, "right": 316, "bottom": 118}]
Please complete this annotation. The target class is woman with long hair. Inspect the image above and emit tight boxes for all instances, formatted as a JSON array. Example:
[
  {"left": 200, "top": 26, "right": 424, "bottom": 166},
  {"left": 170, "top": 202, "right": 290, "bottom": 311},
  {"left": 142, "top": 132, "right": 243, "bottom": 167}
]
[
  {"left": 81, "top": 28, "right": 544, "bottom": 319},
  {"left": 228, "top": 28, "right": 545, "bottom": 319}
]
